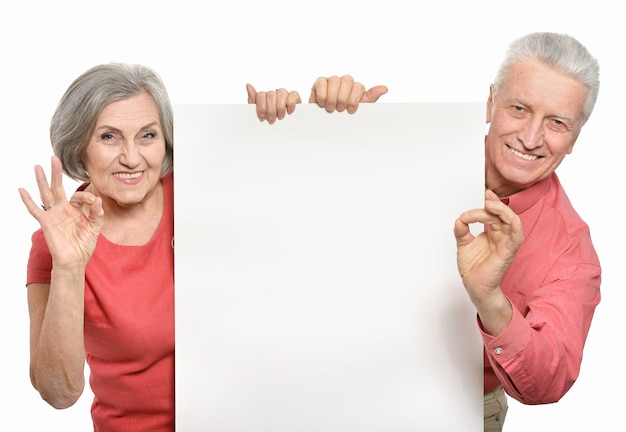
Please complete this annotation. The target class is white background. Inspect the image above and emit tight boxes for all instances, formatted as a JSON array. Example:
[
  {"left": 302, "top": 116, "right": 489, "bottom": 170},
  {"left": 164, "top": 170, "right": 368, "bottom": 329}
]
[{"left": 2, "top": 1, "right": 622, "bottom": 430}]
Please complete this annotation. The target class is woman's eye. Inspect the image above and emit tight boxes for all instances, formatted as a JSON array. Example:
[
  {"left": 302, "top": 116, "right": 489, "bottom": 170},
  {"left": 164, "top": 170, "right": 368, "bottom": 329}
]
[{"left": 100, "top": 133, "right": 115, "bottom": 140}]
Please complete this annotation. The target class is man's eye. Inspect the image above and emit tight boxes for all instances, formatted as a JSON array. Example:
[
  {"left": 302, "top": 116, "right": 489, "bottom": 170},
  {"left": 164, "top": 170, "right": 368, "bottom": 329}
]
[
  {"left": 550, "top": 119, "right": 571, "bottom": 132},
  {"left": 514, "top": 105, "right": 525, "bottom": 112}
]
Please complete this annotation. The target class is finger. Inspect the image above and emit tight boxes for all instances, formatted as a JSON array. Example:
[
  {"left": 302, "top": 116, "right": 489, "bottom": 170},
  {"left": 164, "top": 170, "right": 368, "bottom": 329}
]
[
  {"left": 34, "top": 164, "right": 53, "bottom": 209},
  {"left": 458, "top": 207, "right": 498, "bottom": 226},
  {"left": 363, "top": 85, "right": 389, "bottom": 103},
  {"left": 69, "top": 191, "right": 103, "bottom": 224},
  {"left": 336, "top": 75, "right": 356, "bottom": 112},
  {"left": 309, "top": 77, "right": 327, "bottom": 105},
  {"left": 458, "top": 190, "right": 510, "bottom": 226},
  {"left": 265, "top": 91, "right": 278, "bottom": 125},
  {"left": 254, "top": 91, "right": 267, "bottom": 122},
  {"left": 286, "top": 91, "right": 302, "bottom": 115},
  {"left": 246, "top": 83, "right": 257, "bottom": 104},
  {"left": 509, "top": 221, "right": 524, "bottom": 248},
  {"left": 483, "top": 189, "right": 524, "bottom": 245},
  {"left": 453, "top": 216, "right": 475, "bottom": 246},
  {"left": 275, "top": 88, "right": 290, "bottom": 120},
  {"left": 50, "top": 156, "right": 68, "bottom": 205},
  {"left": 484, "top": 189, "right": 517, "bottom": 225},
  {"left": 324, "top": 76, "right": 341, "bottom": 112},
  {"left": 86, "top": 196, "right": 104, "bottom": 221},
  {"left": 69, "top": 191, "right": 98, "bottom": 208},
  {"left": 346, "top": 81, "right": 366, "bottom": 114},
  {"left": 18, "top": 187, "right": 40, "bottom": 218}
]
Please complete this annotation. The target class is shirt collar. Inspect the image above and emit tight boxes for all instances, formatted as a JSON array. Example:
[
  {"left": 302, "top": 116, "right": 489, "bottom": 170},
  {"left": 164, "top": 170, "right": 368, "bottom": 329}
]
[{"left": 499, "top": 173, "right": 555, "bottom": 214}]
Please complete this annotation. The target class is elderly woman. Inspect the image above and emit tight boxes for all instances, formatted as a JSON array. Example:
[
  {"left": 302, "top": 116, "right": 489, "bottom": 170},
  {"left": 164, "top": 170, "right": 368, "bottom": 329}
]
[
  {"left": 18, "top": 62, "right": 385, "bottom": 431},
  {"left": 19, "top": 63, "right": 176, "bottom": 430}
]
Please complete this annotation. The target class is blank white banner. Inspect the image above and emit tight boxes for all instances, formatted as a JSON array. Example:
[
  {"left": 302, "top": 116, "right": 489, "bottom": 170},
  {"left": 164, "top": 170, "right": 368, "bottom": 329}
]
[{"left": 174, "top": 103, "right": 485, "bottom": 431}]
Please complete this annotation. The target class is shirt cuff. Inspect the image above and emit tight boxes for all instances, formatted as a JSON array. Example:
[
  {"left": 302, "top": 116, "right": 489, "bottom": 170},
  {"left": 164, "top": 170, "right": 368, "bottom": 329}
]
[{"left": 479, "top": 302, "right": 531, "bottom": 363}]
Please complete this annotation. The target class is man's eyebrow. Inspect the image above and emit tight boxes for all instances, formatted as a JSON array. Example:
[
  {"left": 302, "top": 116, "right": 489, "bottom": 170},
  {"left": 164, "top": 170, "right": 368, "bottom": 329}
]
[{"left": 514, "top": 97, "right": 575, "bottom": 122}]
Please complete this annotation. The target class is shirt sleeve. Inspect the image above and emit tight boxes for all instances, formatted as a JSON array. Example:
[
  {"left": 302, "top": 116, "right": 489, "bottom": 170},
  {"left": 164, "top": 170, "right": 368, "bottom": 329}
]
[
  {"left": 480, "top": 261, "right": 601, "bottom": 404},
  {"left": 26, "top": 229, "right": 52, "bottom": 285}
]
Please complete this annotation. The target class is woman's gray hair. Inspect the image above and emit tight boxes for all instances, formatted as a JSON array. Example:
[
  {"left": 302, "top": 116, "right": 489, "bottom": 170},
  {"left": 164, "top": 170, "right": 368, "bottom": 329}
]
[
  {"left": 493, "top": 32, "right": 600, "bottom": 125},
  {"left": 50, "top": 63, "right": 174, "bottom": 181}
]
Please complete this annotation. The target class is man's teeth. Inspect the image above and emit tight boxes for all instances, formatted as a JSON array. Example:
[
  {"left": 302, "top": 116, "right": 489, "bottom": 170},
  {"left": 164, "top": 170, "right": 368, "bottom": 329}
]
[
  {"left": 115, "top": 172, "right": 142, "bottom": 179},
  {"left": 509, "top": 148, "right": 538, "bottom": 161}
]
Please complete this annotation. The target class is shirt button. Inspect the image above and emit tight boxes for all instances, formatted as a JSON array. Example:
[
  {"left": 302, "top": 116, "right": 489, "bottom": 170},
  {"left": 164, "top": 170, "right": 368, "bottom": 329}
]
[{"left": 494, "top": 347, "right": 503, "bottom": 355}]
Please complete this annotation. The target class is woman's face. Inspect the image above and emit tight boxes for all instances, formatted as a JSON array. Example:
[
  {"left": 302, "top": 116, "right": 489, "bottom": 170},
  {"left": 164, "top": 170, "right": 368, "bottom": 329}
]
[{"left": 83, "top": 91, "right": 166, "bottom": 208}]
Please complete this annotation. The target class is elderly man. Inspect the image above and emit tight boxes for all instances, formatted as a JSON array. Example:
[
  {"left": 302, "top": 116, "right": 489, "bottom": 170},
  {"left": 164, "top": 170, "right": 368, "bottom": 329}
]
[{"left": 454, "top": 32, "right": 602, "bottom": 431}]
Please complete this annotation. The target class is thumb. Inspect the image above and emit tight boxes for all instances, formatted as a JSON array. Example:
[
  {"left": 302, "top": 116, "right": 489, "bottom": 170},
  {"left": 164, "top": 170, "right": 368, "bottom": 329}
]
[
  {"left": 363, "top": 85, "right": 388, "bottom": 103},
  {"left": 246, "top": 83, "right": 257, "bottom": 104},
  {"left": 453, "top": 216, "right": 474, "bottom": 247}
]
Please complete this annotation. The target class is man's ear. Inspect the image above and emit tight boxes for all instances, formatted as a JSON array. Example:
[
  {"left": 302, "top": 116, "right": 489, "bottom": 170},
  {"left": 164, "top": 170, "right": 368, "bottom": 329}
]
[{"left": 486, "top": 84, "right": 494, "bottom": 124}]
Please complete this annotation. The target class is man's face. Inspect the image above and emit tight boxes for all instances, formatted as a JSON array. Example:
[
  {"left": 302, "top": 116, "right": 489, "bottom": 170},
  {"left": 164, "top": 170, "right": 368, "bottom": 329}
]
[{"left": 485, "top": 59, "right": 588, "bottom": 197}]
